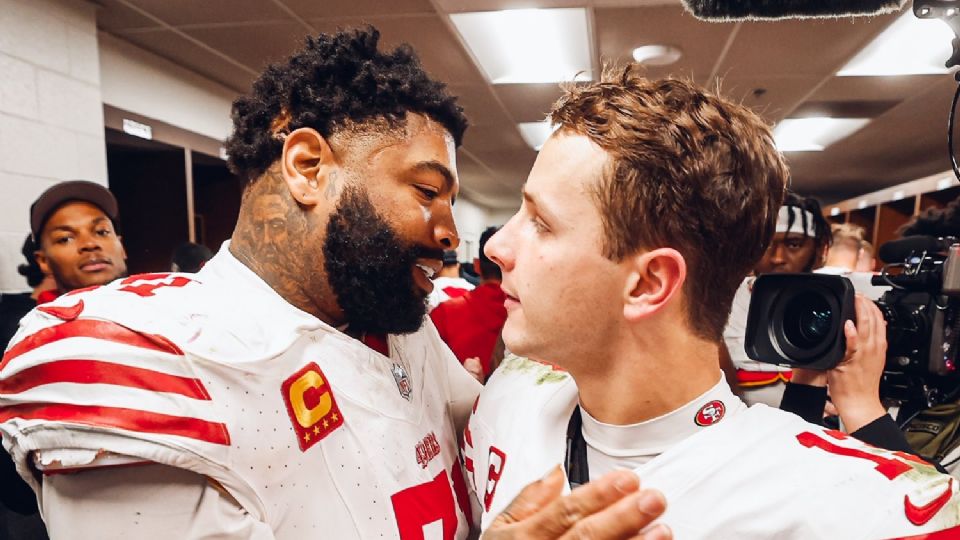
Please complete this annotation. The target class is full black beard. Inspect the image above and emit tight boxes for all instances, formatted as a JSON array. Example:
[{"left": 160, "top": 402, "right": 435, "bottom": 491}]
[{"left": 324, "top": 187, "right": 443, "bottom": 335}]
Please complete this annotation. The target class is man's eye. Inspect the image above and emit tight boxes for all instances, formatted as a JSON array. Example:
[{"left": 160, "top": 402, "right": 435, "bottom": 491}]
[
  {"left": 531, "top": 217, "right": 549, "bottom": 233},
  {"left": 96, "top": 229, "right": 111, "bottom": 236},
  {"left": 54, "top": 237, "right": 71, "bottom": 245},
  {"left": 416, "top": 186, "right": 438, "bottom": 200}
]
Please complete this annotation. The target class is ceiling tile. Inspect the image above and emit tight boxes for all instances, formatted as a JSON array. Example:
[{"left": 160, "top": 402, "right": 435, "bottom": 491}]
[
  {"left": 306, "top": 15, "right": 488, "bottom": 86},
  {"left": 122, "top": 0, "right": 292, "bottom": 26},
  {"left": 596, "top": 5, "right": 735, "bottom": 85},
  {"left": 788, "top": 75, "right": 957, "bottom": 199},
  {"left": 95, "top": 0, "right": 161, "bottom": 31},
  {"left": 494, "top": 83, "right": 564, "bottom": 123},
  {"left": 717, "top": 75, "right": 819, "bottom": 124},
  {"left": 448, "top": 83, "right": 513, "bottom": 127},
  {"left": 281, "top": 0, "right": 435, "bottom": 18},
  {"left": 435, "top": 0, "right": 588, "bottom": 13},
  {"left": 182, "top": 22, "right": 308, "bottom": 70},
  {"left": 462, "top": 124, "right": 529, "bottom": 154},
  {"left": 119, "top": 31, "right": 256, "bottom": 92},
  {"left": 810, "top": 75, "right": 941, "bottom": 103},
  {"left": 471, "top": 148, "right": 537, "bottom": 188},
  {"left": 714, "top": 11, "right": 899, "bottom": 79}
]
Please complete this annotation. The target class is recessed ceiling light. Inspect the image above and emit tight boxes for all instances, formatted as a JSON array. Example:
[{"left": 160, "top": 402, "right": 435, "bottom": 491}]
[
  {"left": 773, "top": 117, "right": 870, "bottom": 152},
  {"left": 518, "top": 120, "right": 557, "bottom": 151},
  {"left": 450, "top": 9, "right": 594, "bottom": 84},
  {"left": 837, "top": 11, "right": 953, "bottom": 76},
  {"left": 632, "top": 45, "right": 683, "bottom": 66}
]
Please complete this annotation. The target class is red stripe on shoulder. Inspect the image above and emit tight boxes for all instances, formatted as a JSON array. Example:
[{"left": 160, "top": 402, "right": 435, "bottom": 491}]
[
  {"left": 886, "top": 523, "right": 960, "bottom": 539},
  {"left": 0, "top": 403, "right": 230, "bottom": 446},
  {"left": 2, "top": 319, "right": 183, "bottom": 370},
  {"left": 0, "top": 359, "right": 210, "bottom": 400}
]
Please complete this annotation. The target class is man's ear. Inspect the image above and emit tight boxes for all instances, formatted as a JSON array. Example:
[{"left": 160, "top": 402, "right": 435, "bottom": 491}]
[
  {"left": 34, "top": 249, "right": 50, "bottom": 277},
  {"left": 818, "top": 241, "right": 830, "bottom": 267},
  {"left": 280, "top": 127, "right": 339, "bottom": 207},
  {"left": 622, "top": 248, "right": 687, "bottom": 323}
]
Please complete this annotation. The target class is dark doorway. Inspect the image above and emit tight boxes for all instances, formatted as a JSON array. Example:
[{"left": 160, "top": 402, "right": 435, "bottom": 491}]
[
  {"left": 106, "top": 128, "right": 188, "bottom": 274},
  {"left": 192, "top": 151, "right": 241, "bottom": 252}
]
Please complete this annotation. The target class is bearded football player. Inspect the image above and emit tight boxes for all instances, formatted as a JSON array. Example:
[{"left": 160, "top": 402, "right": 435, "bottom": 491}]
[{"left": 0, "top": 29, "right": 667, "bottom": 540}]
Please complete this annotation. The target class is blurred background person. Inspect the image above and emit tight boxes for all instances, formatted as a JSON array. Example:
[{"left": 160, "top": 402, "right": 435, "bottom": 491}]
[
  {"left": 427, "top": 249, "right": 474, "bottom": 310},
  {"left": 856, "top": 239, "right": 876, "bottom": 272},
  {"left": 30, "top": 180, "right": 127, "bottom": 294},
  {"left": 170, "top": 241, "right": 213, "bottom": 273},
  {"left": 431, "top": 226, "right": 506, "bottom": 382},
  {"left": 1, "top": 235, "right": 56, "bottom": 352},
  {"left": 821, "top": 223, "right": 866, "bottom": 273},
  {"left": 722, "top": 192, "right": 832, "bottom": 406},
  {"left": 0, "top": 235, "right": 54, "bottom": 539}
]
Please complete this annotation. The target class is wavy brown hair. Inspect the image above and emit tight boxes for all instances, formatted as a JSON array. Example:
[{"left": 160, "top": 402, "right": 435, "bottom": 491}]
[{"left": 550, "top": 67, "right": 788, "bottom": 342}]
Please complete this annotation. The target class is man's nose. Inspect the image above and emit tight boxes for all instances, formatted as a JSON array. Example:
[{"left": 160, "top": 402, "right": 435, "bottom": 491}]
[
  {"left": 78, "top": 233, "right": 102, "bottom": 252},
  {"left": 485, "top": 219, "right": 514, "bottom": 272},
  {"left": 433, "top": 207, "right": 459, "bottom": 250},
  {"left": 769, "top": 244, "right": 785, "bottom": 263}
]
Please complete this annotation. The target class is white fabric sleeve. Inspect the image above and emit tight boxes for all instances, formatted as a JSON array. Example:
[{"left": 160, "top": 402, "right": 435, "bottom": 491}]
[
  {"left": 41, "top": 463, "right": 275, "bottom": 540},
  {"left": 445, "top": 349, "right": 483, "bottom": 436},
  {"left": 723, "top": 278, "right": 751, "bottom": 368}
]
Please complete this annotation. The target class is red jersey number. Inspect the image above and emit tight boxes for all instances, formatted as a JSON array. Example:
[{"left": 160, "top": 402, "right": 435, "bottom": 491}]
[
  {"left": 796, "top": 430, "right": 927, "bottom": 480},
  {"left": 392, "top": 467, "right": 468, "bottom": 540}
]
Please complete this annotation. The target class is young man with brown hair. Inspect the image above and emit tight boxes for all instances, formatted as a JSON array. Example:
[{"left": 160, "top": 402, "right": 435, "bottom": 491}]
[{"left": 465, "top": 68, "right": 960, "bottom": 538}]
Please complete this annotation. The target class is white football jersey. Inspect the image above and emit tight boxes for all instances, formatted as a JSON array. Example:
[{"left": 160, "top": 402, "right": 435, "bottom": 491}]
[
  {"left": 427, "top": 277, "right": 475, "bottom": 310},
  {"left": 464, "top": 355, "right": 960, "bottom": 539},
  {"left": 0, "top": 246, "right": 482, "bottom": 540}
]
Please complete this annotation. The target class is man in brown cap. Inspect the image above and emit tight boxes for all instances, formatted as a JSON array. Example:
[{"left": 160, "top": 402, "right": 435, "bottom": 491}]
[{"left": 29, "top": 180, "right": 127, "bottom": 294}]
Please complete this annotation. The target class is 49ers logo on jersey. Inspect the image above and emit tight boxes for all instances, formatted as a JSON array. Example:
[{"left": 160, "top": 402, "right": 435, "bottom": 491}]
[
  {"left": 694, "top": 400, "right": 726, "bottom": 426},
  {"left": 281, "top": 363, "right": 344, "bottom": 451}
]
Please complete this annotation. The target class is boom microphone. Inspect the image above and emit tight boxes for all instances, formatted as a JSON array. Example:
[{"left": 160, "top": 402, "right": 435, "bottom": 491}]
[
  {"left": 878, "top": 236, "right": 957, "bottom": 264},
  {"left": 682, "top": 0, "right": 904, "bottom": 21}
]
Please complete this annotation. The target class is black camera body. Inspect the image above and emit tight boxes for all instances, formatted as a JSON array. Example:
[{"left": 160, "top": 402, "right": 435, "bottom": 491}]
[
  {"left": 745, "top": 236, "right": 960, "bottom": 411},
  {"left": 745, "top": 273, "right": 856, "bottom": 371}
]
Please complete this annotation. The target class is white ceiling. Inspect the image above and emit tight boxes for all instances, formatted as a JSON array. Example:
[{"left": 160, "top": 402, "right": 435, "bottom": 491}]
[{"left": 91, "top": 0, "right": 957, "bottom": 207}]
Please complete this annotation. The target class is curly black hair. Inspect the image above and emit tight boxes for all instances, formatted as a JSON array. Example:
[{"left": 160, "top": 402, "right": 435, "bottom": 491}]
[
  {"left": 782, "top": 190, "right": 832, "bottom": 254},
  {"left": 225, "top": 27, "right": 468, "bottom": 185},
  {"left": 900, "top": 196, "right": 960, "bottom": 237}
]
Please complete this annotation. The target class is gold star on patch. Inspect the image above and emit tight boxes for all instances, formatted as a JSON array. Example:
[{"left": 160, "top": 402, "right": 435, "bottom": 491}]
[
  {"left": 313, "top": 426, "right": 320, "bottom": 435},
  {"left": 332, "top": 413, "right": 339, "bottom": 422},
  {"left": 304, "top": 432, "right": 311, "bottom": 442},
  {"left": 323, "top": 419, "right": 330, "bottom": 429}
]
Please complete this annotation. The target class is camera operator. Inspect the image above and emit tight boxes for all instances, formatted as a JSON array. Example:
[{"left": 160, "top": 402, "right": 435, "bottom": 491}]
[
  {"left": 778, "top": 297, "right": 921, "bottom": 454},
  {"left": 778, "top": 201, "right": 960, "bottom": 471},
  {"left": 722, "top": 192, "right": 832, "bottom": 406}
]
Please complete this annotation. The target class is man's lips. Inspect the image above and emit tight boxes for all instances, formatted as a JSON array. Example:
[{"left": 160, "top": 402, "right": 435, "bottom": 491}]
[
  {"left": 501, "top": 286, "right": 520, "bottom": 308},
  {"left": 413, "top": 258, "right": 442, "bottom": 293},
  {"left": 80, "top": 259, "right": 112, "bottom": 272}
]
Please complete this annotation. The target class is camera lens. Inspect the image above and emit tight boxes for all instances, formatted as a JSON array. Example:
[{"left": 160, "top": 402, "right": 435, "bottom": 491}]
[{"left": 783, "top": 293, "right": 834, "bottom": 350}]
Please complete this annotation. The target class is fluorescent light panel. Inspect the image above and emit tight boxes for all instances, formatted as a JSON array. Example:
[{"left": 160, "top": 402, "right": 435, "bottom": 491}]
[
  {"left": 450, "top": 9, "right": 593, "bottom": 84},
  {"left": 773, "top": 117, "right": 870, "bottom": 152},
  {"left": 518, "top": 120, "right": 557, "bottom": 151},
  {"left": 838, "top": 12, "right": 953, "bottom": 76}
]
